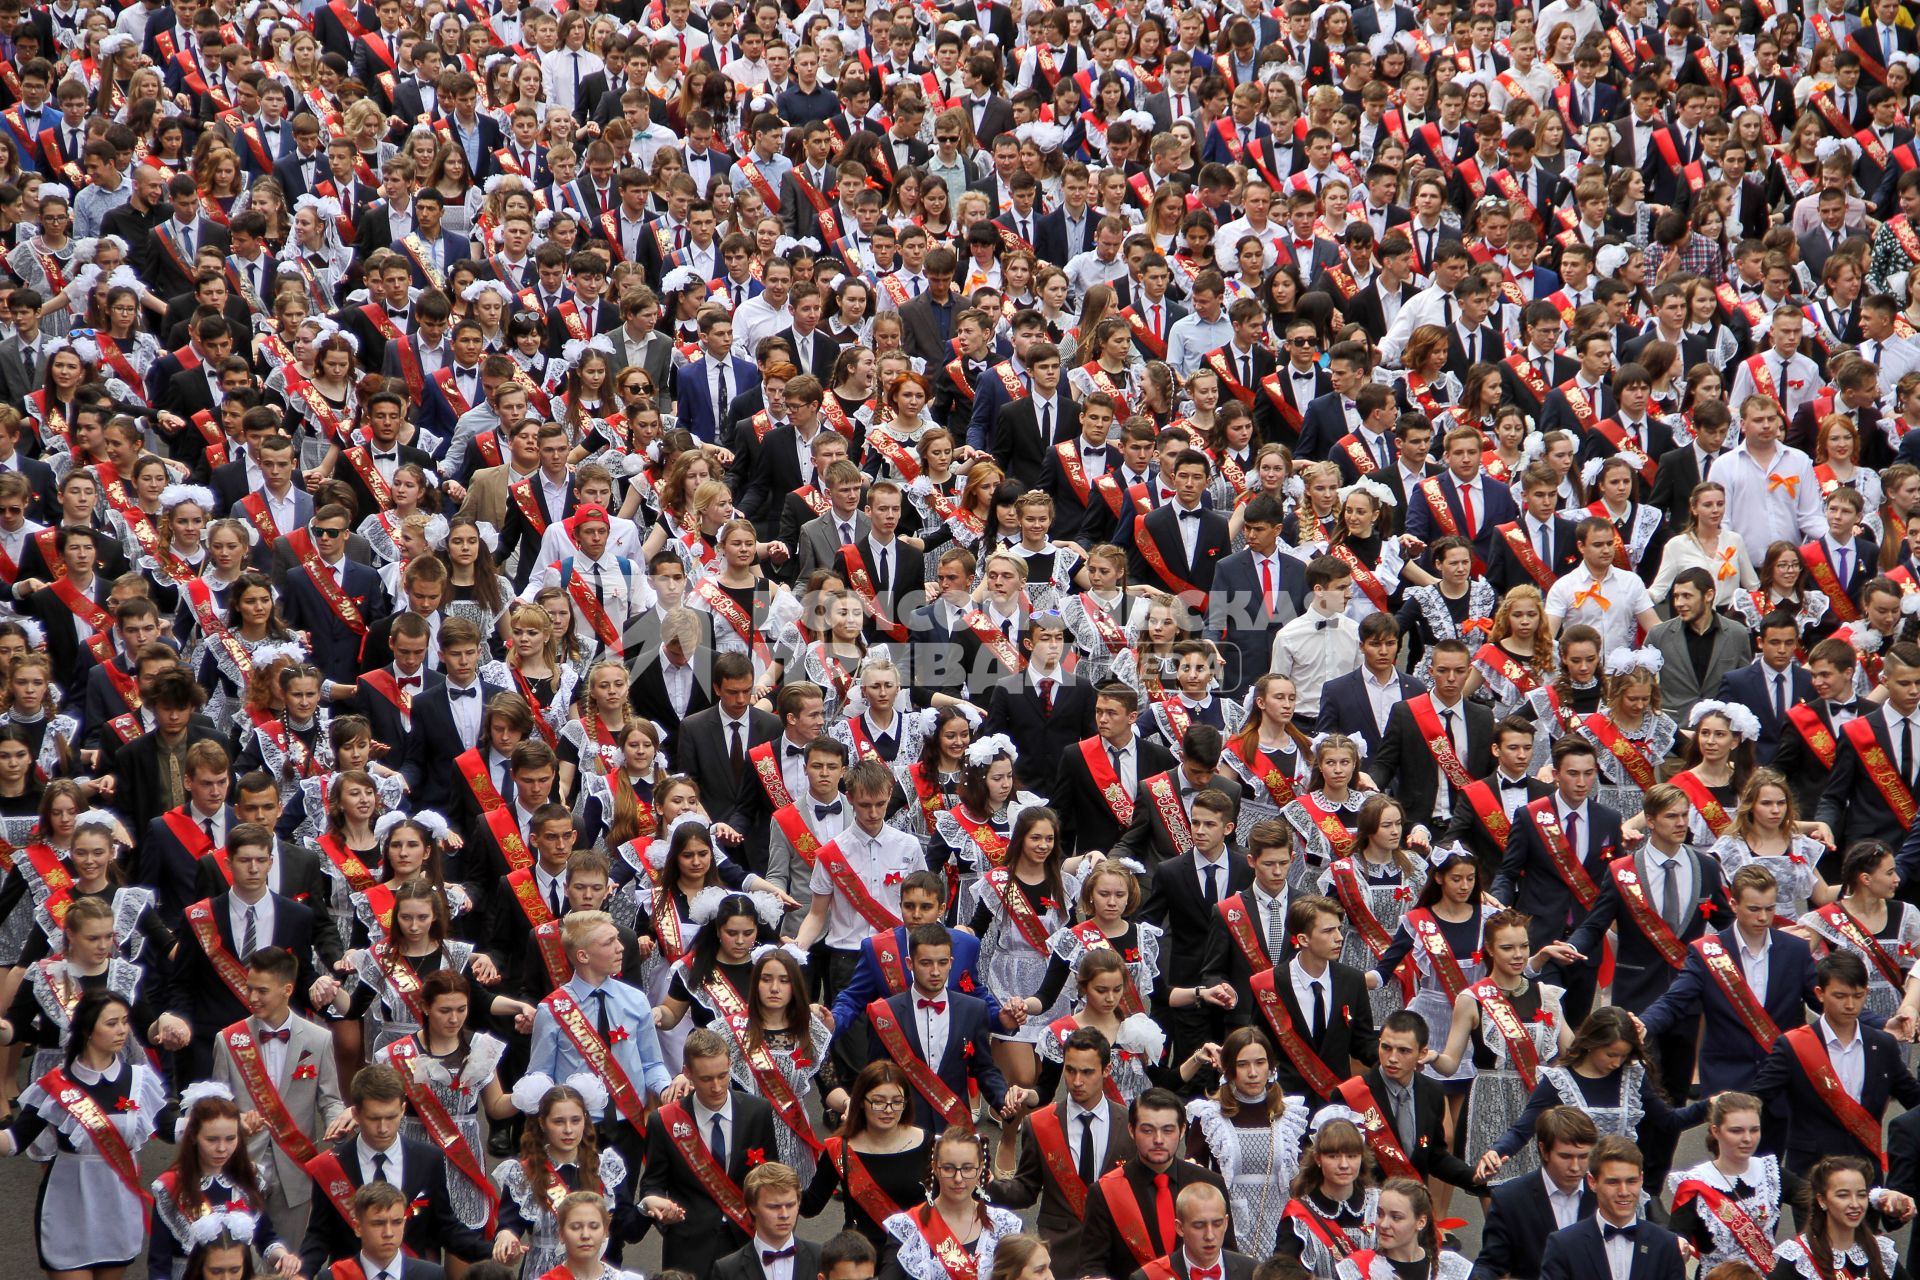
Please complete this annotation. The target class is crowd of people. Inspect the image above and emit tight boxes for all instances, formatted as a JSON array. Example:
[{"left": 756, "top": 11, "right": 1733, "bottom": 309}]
[{"left": 8, "top": 0, "right": 1920, "bottom": 1276}]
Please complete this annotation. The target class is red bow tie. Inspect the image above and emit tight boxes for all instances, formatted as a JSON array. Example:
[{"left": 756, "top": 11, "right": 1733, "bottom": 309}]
[
  {"left": 1294, "top": 239, "right": 1313, "bottom": 250},
  {"left": 260, "top": 1028, "right": 290, "bottom": 1043},
  {"left": 1192, "top": 1267, "right": 1222, "bottom": 1280},
  {"left": 918, "top": 998, "right": 947, "bottom": 1013}
]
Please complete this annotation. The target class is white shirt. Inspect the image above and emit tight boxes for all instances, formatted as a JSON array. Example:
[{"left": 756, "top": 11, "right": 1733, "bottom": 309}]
[
  {"left": 1380, "top": 282, "right": 1460, "bottom": 366},
  {"left": 1363, "top": 667, "right": 1400, "bottom": 736},
  {"left": 1716, "top": 441, "right": 1828, "bottom": 555},
  {"left": 357, "top": 1136, "right": 404, "bottom": 1186},
  {"left": 663, "top": 653, "right": 696, "bottom": 718},
  {"left": 444, "top": 677, "right": 485, "bottom": 748},
  {"left": 1273, "top": 610, "right": 1361, "bottom": 716},
  {"left": 1891, "top": 709, "right": 1920, "bottom": 776},
  {"left": 1821, "top": 1014, "right": 1866, "bottom": 1098},
  {"left": 1213, "top": 216, "right": 1279, "bottom": 273},
  {"left": 1169, "top": 499, "right": 1204, "bottom": 564},
  {"left": 1601, "top": 1217, "right": 1638, "bottom": 1280},
  {"left": 804, "top": 790, "right": 848, "bottom": 845},
  {"left": 1544, "top": 1171, "right": 1585, "bottom": 1228},
  {"left": 1288, "top": 956, "right": 1334, "bottom": 1034},
  {"left": 1728, "top": 350, "right": 1822, "bottom": 422},
  {"left": 542, "top": 45, "right": 606, "bottom": 113},
  {"left": 265, "top": 488, "right": 298, "bottom": 536},
  {"left": 912, "top": 983, "right": 952, "bottom": 1066},
  {"left": 731, "top": 294, "right": 794, "bottom": 360},
  {"left": 1557, "top": 796, "right": 1591, "bottom": 859},
  {"left": 228, "top": 889, "right": 274, "bottom": 955},
  {"left": 808, "top": 821, "right": 926, "bottom": 949},
  {"left": 1737, "top": 927, "right": 1771, "bottom": 1005},
  {"left": 1545, "top": 564, "right": 1653, "bottom": 652},
  {"left": 1193, "top": 847, "right": 1231, "bottom": 902},
  {"left": 1428, "top": 694, "right": 1469, "bottom": 819},
  {"left": 776, "top": 732, "right": 810, "bottom": 802},
  {"left": 358, "top": 1253, "right": 404, "bottom": 1280},
  {"left": 693, "top": 1093, "right": 734, "bottom": 1156},
  {"left": 754, "top": 1236, "right": 801, "bottom": 1280},
  {"left": 1066, "top": 1096, "right": 1110, "bottom": 1171}
]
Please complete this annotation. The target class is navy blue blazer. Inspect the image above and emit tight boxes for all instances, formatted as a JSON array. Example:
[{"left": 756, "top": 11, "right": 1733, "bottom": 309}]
[
  {"left": 863, "top": 988, "right": 1009, "bottom": 1131},
  {"left": 1539, "top": 1217, "right": 1685, "bottom": 1280},
  {"left": 395, "top": 229, "right": 468, "bottom": 290},
  {"left": 280, "top": 559, "right": 389, "bottom": 683},
  {"left": 1715, "top": 659, "right": 1814, "bottom": 765},
  {"left": 409, "top": 679, "right": 513, "bottom": 817},
  {"left": 1314, "top": 668, "right": 1427, "bottom": 760},
  {"left": 136, "top": 804, "right": 239, "bottom": 928},
  {"left": 1206, "top": 547, "right": 1307, "bottom": 695},
  {"left": 966, "top": 360, "right": 1031, "bottom": 452},
  {"left": 1199, "top": 117, "right": 1274, "bottom": 167},
  {"left": 1494, "top": 796, "right": 1625, "bottom": 951},
  {"left": 1405, "top": 469, "right": 1517, "bottom": 569},
  {"left": 1120, "top": 503, "right": 1230, "bottom": 597},
  {"left": 831, "top": 926, "right": 1001, "bottom": 1032},
  {"left": 1749, "top": 1019, "right": 1920, "bottom": 1175},
  {"left": 1295, "top": 392, "right": 1358, "bottom": 464},
  {"left": 1639, "top": 924, "right": 1820, "bottom": 1094},
  {"left": 347, "top": 665, "right": 447, "bottom": 795},
  {"left": 1566, "top": 849, "right": 1729, "bottom": 1012},
  {"left": 1488, "top": 514, "right": 1583, "bottom": 598},
  {"left": 418, "top": 364, "right": 488, "bottom": 442},
  {"left": 676, "top": 353, "right": 760, "bottom": 443},
  {"left": 1472, "top": 1173, "right": 1596, "bottom": 1280}
]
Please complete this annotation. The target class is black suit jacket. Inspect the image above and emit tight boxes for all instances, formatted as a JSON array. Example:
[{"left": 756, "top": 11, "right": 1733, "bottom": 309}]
[
  {"left": 1122, "top": 503, "right": 1230, "bottom": 597},
  {"left": 1645, "top": 443, "right": 1717, "bottom": 529},
  {"left": 1372, "top": 696, "right": 1496, "bottom": 825},
  {"left": 1752, "top": 1021, "right": 1920, "bottom": 1175},
  {"left": 1495, "top": 797, "right": 1626, "bottom": 951},
  {"left": 281, "top": 558, "right": 391, "bottom": 683},
  {"left": 994, "top": 393, "right": 1081, "bottom": 492},
  {"left": 1112, "top": 772, "right": 1245, "bottom": 869},
  {"left": 299, "top": 1136, "right": 486, "bottom": 1274},
  {"left": 1473, "top": 1176, "right": 1597, "bottom": 1280},
  {"left": 1539, "top": 1217, "right": 1686, "bottom": 1280},
  {"left": 1347, "top": 280, "right": 1417, "bottom": 353},
  {"left": 408, "top": 678, "right": 512, "bottom": 816},
  {"left": 738, "top": 423, "right": 815, "bottom": 536},
  {"left": 142, "top": 219, "right": 231, "bottom": 300},
  {"left": 1567, "top": 848, "right": 1729, "bottom": 1010},
  {"left": 1314, "top": 668, "right": 1427, "bottom": 761},
  {"left": 1726, "top": 660, "right": 1818, "bottom": 768},
  {"left": 831, "top": 537, "right": 923, "bottom": 647},
  {"left": 164, "top": 889, "right": 318, "bottom": 1038},
  {"left": 1772, "top": 698, "right": 1849, "bottom": 817},
  {"left": 983, "top": 675, "right": 1098, "bottom": 788},
  {"left": 1052, "top": 734, "right": 1177, "bottom": 858},
  {"left": 713, "top": 1238, "right": 823, "bottom": 1280},
  {"left": 1501, "top": 352, "right": 1581, "bottom": 422},
  {"left": 1355, "top": 1068, "right": 1481, "bottom": 1189},
  {"left": 1081, "top": 1158, "right": 1233, "bottom": 1280},
  {"left": 1131, "top": 1255, "right": 1258, "bottom": 1280},
  {"left": 193, "top": 837, "right": 343, "bottom": 965},
  {"left": 1140, "top": 851, "right": 1255, "bottom": 994},
  {"left": 1487, "top": 515, "right": 1582, "bottom": 598},
  {"left": 1264, "top": 958, "right": 1379, "bottom": 1106},
  {"left": 862, "top": 989, "right": 1009, "bottom": 1130},
  {"left": 676, "top": 705, "right": 784, "bottom": 871},
  {"left": 988, "top": 1098, "right": 1135, "bottom": 1276}
]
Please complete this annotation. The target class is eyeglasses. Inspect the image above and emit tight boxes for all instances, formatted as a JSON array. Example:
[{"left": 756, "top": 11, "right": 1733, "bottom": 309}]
[
  {"left": 937, "top": 1164, "right": 981, "bottom": 1178},
  {"left": 312, "top": 526, "right": 348, "bottom": 538},
  {"left": 865, "top": 1095, "right": 906, "bottom": 1111}
]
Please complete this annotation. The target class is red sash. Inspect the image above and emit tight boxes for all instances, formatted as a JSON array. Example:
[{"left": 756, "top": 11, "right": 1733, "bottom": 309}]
[
  {"left": 1132, "top": 513, "right": 1207, "bottom": 605},
  {"left": 1329, "top": 544, "right": 1391, "bottom": 613},
  {"left": 703, "top": 972, "right": 825, "bottom": 1157},
  {"left": 748, "top": 740, "right": 795, "bottom": 810},
  {"left": 455, "top": 748, "right": 507, "bottom": 815},
  {"left": 823, "top": 1136, "right": 905, "bottom": 1226},
  {"left": 1788, "top": 705, "right": 1839, "bottom": 768},
  {"left": 380, "top": 1036, "right": 499, "bottom": 1225},
  {"left": 1249, "top": 967, "right": 1342, "bottom": 1097},
  {"left": 1784, "top": 1025, "right": 1886, "bottom": 1169},
  {"left": 1079, "top": 737, "right": 1135, "bottom": 825},
  {"left": 1842, "top": 717, "right": 1918, "bottom": 827},
  {"left": 1143, "top": 771, "right": 1193, "bottom": 854},
  {"left": 1816, "top": 901, "right": 1909, "bottom": 989},
  {"left": 1693, "top": 935, "right": 1781, "bottom": 1049},
  {"left": 561, "top": 561, "right": 623, "bottom": 656},
  {"left": 1608, "top": 855, "right": 1690, "bottom": 970},
  {"left": 1227, "top": 741, "right": 1300, "bottom": 811},
  {"left": 1407, "top": 695, "right": 1474, "bottom": 788},
  {"left": 1591, "top": 419, "right": 1659, "bottom": 484},
  {"left": 842, "top": 544, "right": 909, "bottom": 643},
  {"left": 656, "top": 1100, "right": 752, "bottom": 1231},
  {"left": 904, "top": 1204, "right": 984, "bottom": 1280},
  {"left": 1406, "top": 908, "right": 1472, "bottom": 999},
  {"left": 1283, "top": 1199, "right": 1360, "bottom": 1260},
  {"left": 1801, "top": 541, "right": 1862, "bottom": 622},
  {"left": 1217, "top": 893, "right": 1273, "bottom": 973},
  {"left": 867, "top": 997, "right": 970, "bottom": 1127},
  {"left": 185, "top": 897, "right": 250, "bottom": 1002},
  {"left": 222, "top": 1019, "right": 322, "bottom": 1164},
  {"left": 38, "top": 1066, "right": 152, "bottom": 1205},
  {"left": 961, "top": 609, "right": 1026, "bottom": 675},
  {"left": 1472, "top": 979, "right": 1542, "bottom": 1088},
  {"left": 1528, "top": 800, "right": 1600, "bottom": 909},
  {"left": 1336, "top": 1076, "right": 1419, "bottom": 1179},
  {"left": 772, "top": 805, "right": 821, "bottom": 869},
  {"left": 289, "top": 541, "right": 368, "bottom": 635},
  {"left": 542, "top": 988, "right": 651, "bottom": 1135},
  {"left": 1097, "top": 1165, "right": 1164, "bottom": 1266},
  {"left": 51, "top": 576, "right": 114, "bottom": 662},
  {"left": 817, "top": 841, "right": 903, "bottom": 931},
  {"left": 1669, "top": 1179, "right": 1775, "bottom": 1271},
  {"left": 1029, "top": 1104, "right": 1096, "bottom": 1215},
  {"left": 1586, "top": 714, "right": 1660, "bottom": 793},
  {"left": 1669, "top": 769, "right": 1734, "bottom": 838},
  {"left": 985, "top": 866, "right": 1054, "bottom": 956}
]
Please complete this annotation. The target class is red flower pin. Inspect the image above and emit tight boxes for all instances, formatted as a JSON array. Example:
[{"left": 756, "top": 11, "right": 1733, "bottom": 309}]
[
  {"left": 884, "top": 872, "right": 903, "bottom": 886},
  {"left": 747, "top": 1148, "right": 767, "bottom": 1166},
  {"left": 1040, "top": 896, "right": 1060, "bottom": 911},
  {"left": 792, "top": 1052, "right": 812, "bottom": 1068},
  {"left": 1393, "top": 887, "right": 1414, "bottom": 902},
  {"left": 958, "top": 972, "right": 976, "bottom": 993},
  {"left": 1533, "top": 1009, "right": 1556, "bottom": 1027},
  {"left": 608, "top": 1027, "right": 631, "bottom": 1044},
  {"left": 1699, "top": 901, "right": 1719, "bottom": 918},
  {"left": 115, "top": 1096, "right": 139, "bottom": 1112},
  {"left": 1471, "top": 950, "right": 1484, "bottom": 966},
  {"left": 293, "top": 1064, "right": 319, "bottom": 1081},
  {"left": 1124, "top": 947, "right": 1141, "bottom": 963},
  {"left": 963, "top": 1040, "right": 975, "bottom": 1058}
]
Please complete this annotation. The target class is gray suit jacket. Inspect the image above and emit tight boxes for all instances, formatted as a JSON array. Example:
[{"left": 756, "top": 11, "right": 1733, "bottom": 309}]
[
  {"left": 0, "top": 333, "right": 47, "bottom": 405},
  {"left": 212, "top": 1012, "right": 347, "bottom": 1205},
  {"left": 795, "top": 509, "right": 868, "bottom": 583},
  {"left": 1646, "top": 613, "right": 1751, "bottom": 723}
]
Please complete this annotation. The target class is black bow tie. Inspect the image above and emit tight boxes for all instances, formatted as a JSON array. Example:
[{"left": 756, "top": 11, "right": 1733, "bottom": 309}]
[
  {"left": 1832, "top": 700, "right": 1857, "bottom": 713},
  {"left": 449, "top": 686, "right": 477, "bottom": 699},
  {"left": 1316, "top": 618, "right": 1336, "bottom": 630},
  {"left": 1179, "top": 509, "right": 1202, "bottom": 520},
  {"left": 1729, "top": 1178, "right": 1756, "bottom": 1198},
  {"left": 763, "top": 1247, "right": 798, "bottom": 1263},
  {"left": 814, "top": 800, "right": 842, "bottom": 817},
  {"left": 1603, "top": 1224, "right": 1638, "bottom": 1242},
  {"left": 785, "top": 742, "right": 807, "bottom": 756},
  {"left": 374, "top": 451, "right": 398, "bottom": 461},
  {"left": 387, "top": 307, "right": 407, "bottom": 318}
]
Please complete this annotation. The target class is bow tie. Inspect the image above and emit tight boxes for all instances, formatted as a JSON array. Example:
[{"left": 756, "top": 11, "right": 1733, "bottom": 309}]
[
  {"left": 397, "top": 675, "right": 420, "bottom": 688},
  {"left": 1294, "top": 239, "right": 1314, "bottom": 251},
  {"left": 763, "top": 1248, "right": 798, "bottom": 1263},
  {"left": 1191, "top": 1268, "right": 1222, "bottom": 1280},
  {"left": 260, "top": 1027, "right": 290, "bottom": 1043},
  {"left": 1292, "top": 368, "right": 1316, "bottom": 380},
  {"left": 1602, "top": 1224, "right": 1638, "bottom": 1242},
  {"left": 785, "top": 742, "right": 807, "bottom": 757},
  {"left": 374, "top": 451, "right": 398, "bottom": 461},
  {"left": 814, "top": 800, "right": 842, "bottom": 817},
  {"left": 449, "top": 686, "right": 478, "bottom": 700},
  {"left": 918, "top": 998, "right": 947, "bottom": 1012},
  {"left": 1316, "top": 618, "right": 1336, "bottom": 630},
  {"left": 1179, "top": 509, "right": 1202, "bottom": 519},
  {"left": 387, "top": 307, "right": 407, "bottom": 318},
  {"left": 1832, "top": 699, "right": 1857, "bottom": 713}
]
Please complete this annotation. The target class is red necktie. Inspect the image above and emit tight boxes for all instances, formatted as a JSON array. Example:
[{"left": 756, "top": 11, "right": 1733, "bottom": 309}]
[
  {"left": 1154, "top": 1173, "right": 1175, "bottom": 1249},
  {"left": 1260, "top": 557, "right": 1276, "bottom": 615},
  {"left": 1460, "top": 480, "right": 1477, "bottom": 537},
  {"left": 1040, "top": 677, "right": 1056, "bottom": 714},
  {"left": 1153, "top": 303, "right": 1162, "bottom": 337}
]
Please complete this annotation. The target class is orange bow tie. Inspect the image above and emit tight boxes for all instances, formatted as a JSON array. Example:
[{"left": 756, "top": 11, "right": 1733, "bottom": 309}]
[
  {"left": 1717, "top": 547, "right": 1738, "bottom": 580},
  {"left": 1769, "top": 473, "right": 1799, "bottom": 497},
  {"left": 1572, "top": 584, "right": 1612, "bottom": 610}
]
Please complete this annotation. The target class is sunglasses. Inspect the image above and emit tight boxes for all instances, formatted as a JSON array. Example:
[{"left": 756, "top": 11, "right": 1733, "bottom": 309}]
[{"left": 312, "top": 526, "right": 348, "bottom": 538}]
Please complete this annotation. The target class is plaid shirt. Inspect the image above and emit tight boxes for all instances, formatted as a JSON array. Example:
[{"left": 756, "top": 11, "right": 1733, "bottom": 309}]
[{"left": 1647, "top": 231, "right": 1726, "bottom": 285}]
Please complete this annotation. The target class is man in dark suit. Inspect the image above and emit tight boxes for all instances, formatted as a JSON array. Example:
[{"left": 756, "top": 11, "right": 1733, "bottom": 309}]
[
  {"left": 407, "top": 619, "right": 511, "bottom": 817},
  {"left": 103, "top": 666, "right": 227, "bottom": 840},
  {"left": 677, "top": 330, "right": 761, "bottom": 445},
  {"left": 1732, "top": 619, "right": 1827, "bottom": 772},
  {"left": 1118, "top": 449, "right": 1230, "bottom": 599},
  {"left": 1112, "top": 726, "right": 1245, "bottom": 870},
  {"left": 1473, "top": 1107, "right": 1600, "bottom": 1280},
  {"left": 1346, "top": 243, "right": 1419, "bottom": 353},
  {"left": 1372, "top": 639, "right": 1495, "bottom": 831},
  {"left": 335, "top": 390, "right": 436, "bottom": 529},
  {"left": 156, "top": 824, "right": 322, "bottom": 1083},
  {"left": 1126, "top": 1183, "right": 1255, "bottom": 1280},
  {"left": 1489, "top": 470, "right": 1584, "bottom": 598},
  {"left": 640, "top": 1027, "right": 783, "bottom": 1280},
  {"left": 1537, "top": 1138, "right": 1687, "bottom": 1280},
  {"left": 1641, "top": 864, "right": 1825, "bottom": 1155},
  {"left": 206, "top": 775, "right": 345, "bottom": 961},
  {"left": 984, "top": 616, "right": 1097, "bottom": 787},
  {"left": 993, "top": 353, "right": 1079, "bottom": 492},
  {"left": 1351, "top": 1011, "right": 1485, "bottom": 1192},
  {"left": 136, "top": 742, "right": 239, "bottom": 929},
  {"left": 895, "top": 248, "right": 963, "bottom": 368},
  {"left": 1080, "top": 1089, "right": 1234, "bottom": 1280},
  {"left": 317, "top": 1182, "right": 447, "bottom": 1280},
  {"left": 78, "top": 603, "right": 167, "bottom": 758},
  {"left": 710, "top": 1167, "right": 822, "bottom": 1280},
  {"left": 299, "top": 1064, "right": 487, "bottom": 1275},
  {"left": 1646, "top": 404, "right": 1730, "bottom": 528},
  {"left": 1306, "top": 364, "right": 1389, "bottom": 476},
  {"left": 143, "top": 175, "right": 231, "bottom": 301},
  {"left": 1404, "top": 428, "right": 1520, "bottom": 571},
  {"left": 1748, "top": 949, "right": 1920, "bottom": 1176},
  {"left": 862, "top": 924, "right": 1023, "bottom": 1131},
  {"left": 1260, "top": 894, "right": 1380, "bottom": 1107},
  {"left": 1140, "top": 789, "right": 1254, "bottom": 1062},
  {"left": 677, "top": 653, "right": 784, "bottom": 873},
  {"left": 1493, "top": 738, "right": 1625, "bottom": 1025},
  {"left": 1772, "top": 637, "right": 1861, "bottom": 818},
  {"left": 1052, "top": 685, "right": 1177, "bottom": 859},
  {"left": 989, "top": 1025, "right": 1137, "bottom": 1277},
  {"left": 625, "top": 597, "right": 714, "bottom": 759},
  {"left": 14, "top": 526, "right": 113, "bottom": 691},
  {"left": 1315, "top": 615, "right": 1428, "bottom": 761},
  {"left": 278, "top": 505, "right": 392, "bottom": 683},
  {"left": 1205, "top": 494, "right": 1305, "bottom": 697},
  {"left": 829, "top": 486, "right": 923, "bottom": 649}
]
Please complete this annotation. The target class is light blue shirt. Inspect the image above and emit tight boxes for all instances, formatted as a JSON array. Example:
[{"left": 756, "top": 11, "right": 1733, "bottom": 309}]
[
  {"left": 729, "top": 151, "right": 793, "bottom": 203},
  {"left": 1165, "top": 311, "right": 1234, "bottom": 377},
  {"left": 528, "top": 974, "right": 673, "bottom": 1114}
]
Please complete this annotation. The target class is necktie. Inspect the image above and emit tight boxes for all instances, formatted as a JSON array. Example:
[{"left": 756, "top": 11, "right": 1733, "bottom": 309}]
[
  {"left": 709, "top": 1114, "right": 728, "bottom": 1168},
  {"left": 715, "top": 363, "right": 730, "bottom": 418},
  {"left": 1202, "top": 863, "right": 1218, "bottom": 905},
  {"left": 593, "top": 989, "right": 611, "bottom": 1041},
  {"left": 570, "top": 50, "right": 582, "bottom": 100},
  {"left": 1536, "top": 521, "right": 1550, "bottom": 563},
  {"left": 204, "top": 816, "right": 217, "bottom": 842},
  {"left": 1837, "top": 545, "right": 1851, "bottom": 584},
  {"left": 1376, "top": 435, "right": 1392, "bottom": 471},
  {"left": 1077, "top": 1113, "right": 1096, "bottom": 1184},
  {"left": 1460, "top": 481, "right": 1476, "bottom": 537},
  {"left": 1422, "top": 229, "right": 1435, "bottom": 265},
  {"left": 1701, "top": 451, "right": 1714, "bottom": 479},
  {"left": 1465, "top": 330, "right": 1477, "bottom": 363},
  {"left": 181, "top": 222, "right": 194, "bottom": 254},
  {"left": 1774, "top": 673, "right": 1787, "bottom": 722},
  {"left": 1240, "top": 354, "right": 1252, "bottom": 389},
  {"left": 1041, "top": 401, "right": 1052, "bottom": 442},
  {"left": 242, "top": 905, "right": 257, "bottom": 955},
  {"left": 1660, "top": 858, "right": 1682, "bottom": 930},
  {"left": 1154, "top": 1173, "right": 1175, "bottom": 1250},
  {"left": 1260, "top": 557, "right": 1276, "bottom": 615},
  {"left": 1904, "top": 716, "right": 1915, "bottom": 787},
  {"left": 1265, "top": 895, "right": 1286, "bottom": 959},
  {"left": 1153, "top": 303, "right": 1163, "bottom": 337},
  {"left": 1310, "top": 979, "right": 1326, "bottom": 1039},
  {"left": 839, "top": 520, "right": 853, "bottom": 545},
  {"left": 372, "top": 1152, "right": 390, "bottom": 1185},
  {"left": 498, "top": 758, "right": 513, "bottom": 797},
  {"left": 1441, "top": 708, "right": 1456, "bottom": 753},
  {"left": 730, "top": 722, "right": 745, "bottom": 778},
  {"left": 1040, "top": 677, "right": 1055, "bottom": 714},
  {"left": 875, "top": 547, "right": 889, "bottom": 592},
  {"left": 1394, "top": 1087, "right": 1416, "bottom": 1150},
  {"left": 548, "top": 877, "right": 563, "bottom": 918}
]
